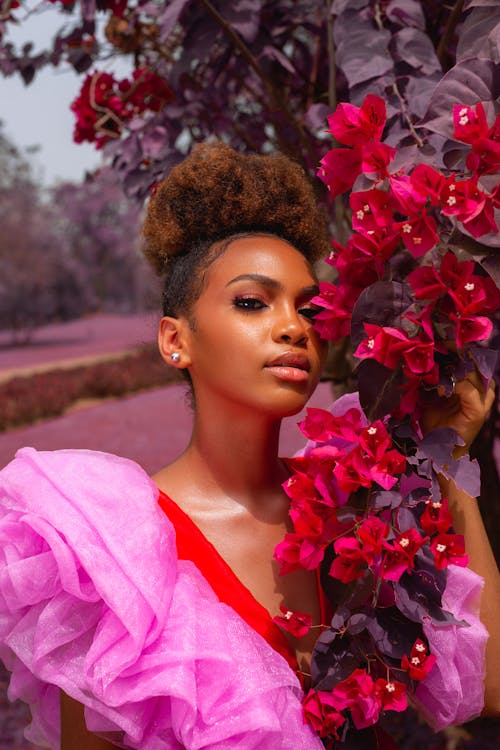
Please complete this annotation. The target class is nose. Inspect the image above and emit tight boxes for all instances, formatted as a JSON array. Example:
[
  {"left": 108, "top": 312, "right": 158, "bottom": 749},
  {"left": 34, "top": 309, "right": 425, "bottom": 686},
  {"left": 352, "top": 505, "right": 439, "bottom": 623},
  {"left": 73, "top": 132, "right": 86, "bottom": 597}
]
[{"left": 271, "top": 305, "right": 308, "bottom": 345}]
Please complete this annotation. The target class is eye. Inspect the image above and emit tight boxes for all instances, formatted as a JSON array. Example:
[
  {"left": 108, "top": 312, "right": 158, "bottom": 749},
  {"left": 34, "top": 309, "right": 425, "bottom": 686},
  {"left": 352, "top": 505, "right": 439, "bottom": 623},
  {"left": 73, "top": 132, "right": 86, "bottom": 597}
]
[
  {"left": 298, "top": 305, "right": 320, "bottom": 320},
  {"left": 233, "top": 296, "right": 268, "bottom": 311}
]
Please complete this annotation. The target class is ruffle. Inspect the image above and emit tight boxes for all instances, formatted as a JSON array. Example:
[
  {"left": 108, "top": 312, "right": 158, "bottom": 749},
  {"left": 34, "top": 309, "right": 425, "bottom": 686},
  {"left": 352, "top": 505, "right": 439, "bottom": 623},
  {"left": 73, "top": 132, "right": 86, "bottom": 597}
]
[
  {"left": 416, "top": 564, "right": 487, "bottom": 730},
  {"left": 0, "top": 448, "right": 323, "bottom": 750}
]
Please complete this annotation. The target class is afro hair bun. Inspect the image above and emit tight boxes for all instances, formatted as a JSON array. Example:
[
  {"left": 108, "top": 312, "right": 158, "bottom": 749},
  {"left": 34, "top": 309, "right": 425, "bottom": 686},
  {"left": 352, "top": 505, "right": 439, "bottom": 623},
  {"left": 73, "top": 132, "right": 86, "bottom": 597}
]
[{"left": 142, "top": 141, "right": 330, "bottom": 274}]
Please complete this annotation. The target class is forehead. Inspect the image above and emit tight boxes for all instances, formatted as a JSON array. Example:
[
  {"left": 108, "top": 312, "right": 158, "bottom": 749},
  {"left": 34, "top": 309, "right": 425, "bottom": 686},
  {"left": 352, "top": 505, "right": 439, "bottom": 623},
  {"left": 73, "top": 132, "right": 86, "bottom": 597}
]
[{"left": 207, "top": 235, "right": 317, "bottom": 286}]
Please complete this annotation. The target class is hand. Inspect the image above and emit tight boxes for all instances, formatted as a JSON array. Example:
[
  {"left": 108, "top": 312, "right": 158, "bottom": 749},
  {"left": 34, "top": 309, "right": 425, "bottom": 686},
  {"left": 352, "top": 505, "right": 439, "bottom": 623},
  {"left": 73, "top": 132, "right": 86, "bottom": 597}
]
[{"left": 421, "top": 372, "right": 496, "bottom": 456}]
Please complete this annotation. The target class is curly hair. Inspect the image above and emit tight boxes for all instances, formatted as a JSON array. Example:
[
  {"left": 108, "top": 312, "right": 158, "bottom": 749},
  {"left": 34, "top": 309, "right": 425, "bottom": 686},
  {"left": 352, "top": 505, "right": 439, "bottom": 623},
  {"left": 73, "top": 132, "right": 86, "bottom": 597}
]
[{"left": 142, "top": 141, "right": 330, "bottom": 318}]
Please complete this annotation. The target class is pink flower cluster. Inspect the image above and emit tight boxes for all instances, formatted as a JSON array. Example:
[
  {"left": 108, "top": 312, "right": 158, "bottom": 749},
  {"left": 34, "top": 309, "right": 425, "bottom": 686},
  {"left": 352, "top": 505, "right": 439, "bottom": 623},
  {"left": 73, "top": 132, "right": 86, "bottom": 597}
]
[
  {"left": 71, "top": 68, "right": 172, "bottom": 148},
  {"left": 314, "top": 97, "right": 500, "bottom": 380},
  {"left": 304, "top": 668, "right": 407, "bottom": 736},
  {"left": 274, "top": 407, "right": 406, "bottom": 575}
]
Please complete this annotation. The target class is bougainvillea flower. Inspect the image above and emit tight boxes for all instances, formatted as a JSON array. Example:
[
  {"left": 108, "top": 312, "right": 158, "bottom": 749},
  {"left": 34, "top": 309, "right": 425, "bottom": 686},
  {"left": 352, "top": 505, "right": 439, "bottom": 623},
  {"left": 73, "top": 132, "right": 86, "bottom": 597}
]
[
  {"left": 300, "top": 406, "right": 364, "bottom": 444},
  {"left": 302, "top": 690, "right": 346, "bottom": 739},
  {"left": 274, "top": 533, "right": 326, "bottom": 574},
  {"left": 351, "top": 190, "right": 394, "bottom": 235},
  {"left": 311, "top": 281, "right": 357, "bottom": 341},
  {"left": 409, "top": 164, "right": 446, "bottom": 205},
  {"left": 420, "top": 497, "right": 453, "bottom": 536},
  {"left": 354, "top": 324, "right": 409, "bottom": 370},
  {"left": 401, "top": 335, "right": 435, "bottom": 375},
  {"left": 389, "top": 174, "right": 427, "bottom": 215},
  {"left": 449, "top": 274, "right": 500, "bottom": 316},
  {"left": 451, "top": 312, "right": 493, "bottom": 348},
  {"left": 381, "top": 528, "right": 428, "bottom": 581},
  {"left": 317, "top": 148, "right": 363, "bottom": 198},
  {"left": 466, "top": 135, "right": 500, "bottom": 176},
  {"left": 370, "top": 449, "right": 407, "bottom": 490},
  {"left": 397, "top": 214, "right": 439, "bottom": 257},
  {"left": 359, "top": 421, "right": 391, "bottom": 461},
  {"left": 361, "top": 141, "right": 396, "bottom": 177},
  {"left": 440, "top": 177, "right": 498, "bottom": 238},
  {"left": 273, "top": 604, "right": 313, "bottom": 638},
  {"left": 330, "top": 669, "right": 381, "bottom": 729},
  {"left": 408, "top": 264, "right": 447, "bottom": 301},
  {"left": 326, "top": 94, "right": 386, "bottom": 146},
  {"left": 374, "top": 679, "right": 408, "bottom": 712},
  {"left": 401, "top": 639, "right": 437, "bottom": 681},
  {"left": 334, "top": 446, "right": 374, "bottom": 493},
  {"left": 332, "top": 231, "right": 400, "bottom": 285},
  {"left": 453, "top": 103, "right": 489, "bottom": 144},
  {"left": 356, "top": 516, "right": 390, "bottom": 556},
  {"left": 330, "top": 535, "right": 371, "bottom": 582},
  {"left": 430, "top": 533, "right": 468, "bottom": 570}
]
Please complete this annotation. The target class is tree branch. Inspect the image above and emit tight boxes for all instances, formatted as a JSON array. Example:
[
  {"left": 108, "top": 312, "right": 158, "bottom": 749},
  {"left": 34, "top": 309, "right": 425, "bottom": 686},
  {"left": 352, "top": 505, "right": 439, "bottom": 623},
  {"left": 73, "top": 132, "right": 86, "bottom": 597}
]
[
  {"left": 437, "top": 0, "right": 465, "bottom": 69},
  {"left": 198, "top": 0, "right": 317, "bottom": 164}
]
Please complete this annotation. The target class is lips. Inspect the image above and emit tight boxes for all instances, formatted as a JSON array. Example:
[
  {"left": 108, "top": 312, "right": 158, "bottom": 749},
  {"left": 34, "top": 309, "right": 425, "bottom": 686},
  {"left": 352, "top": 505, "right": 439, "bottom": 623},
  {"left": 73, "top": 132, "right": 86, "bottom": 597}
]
[{"left": 266, "top": 352, "right": 311, "bottom": 371}]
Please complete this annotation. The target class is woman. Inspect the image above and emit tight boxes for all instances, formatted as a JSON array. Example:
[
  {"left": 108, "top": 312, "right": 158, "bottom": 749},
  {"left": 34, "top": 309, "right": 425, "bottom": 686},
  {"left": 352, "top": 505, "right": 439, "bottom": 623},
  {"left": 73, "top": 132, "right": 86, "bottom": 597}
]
[{"left": 0, "top": 143, "right": 499, "bottom": 750}]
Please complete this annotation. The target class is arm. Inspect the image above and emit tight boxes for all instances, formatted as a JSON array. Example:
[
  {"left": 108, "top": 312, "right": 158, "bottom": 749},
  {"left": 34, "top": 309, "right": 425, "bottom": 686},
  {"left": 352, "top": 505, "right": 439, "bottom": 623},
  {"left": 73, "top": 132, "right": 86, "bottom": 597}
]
[
  {"left": 424, "top": 374, "right": 500, "bottom": 716},
  {"left": 60, "top": 691, "right": 119, "bottom": 750}
]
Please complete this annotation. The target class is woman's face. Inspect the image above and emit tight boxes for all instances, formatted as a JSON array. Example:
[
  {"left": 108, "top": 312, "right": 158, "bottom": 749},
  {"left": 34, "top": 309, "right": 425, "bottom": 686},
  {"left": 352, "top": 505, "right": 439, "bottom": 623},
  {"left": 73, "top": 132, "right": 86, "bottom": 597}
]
[{"left": 183, "top": 235, "right": 327, "bottom": 418}]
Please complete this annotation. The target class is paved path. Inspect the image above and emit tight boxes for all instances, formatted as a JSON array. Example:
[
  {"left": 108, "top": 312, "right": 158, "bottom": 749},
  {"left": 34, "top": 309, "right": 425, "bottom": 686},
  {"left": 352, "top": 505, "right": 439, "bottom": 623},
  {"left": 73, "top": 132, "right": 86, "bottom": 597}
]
[
  {"left": 0, "top": 313, "right": 158, "bottom": 381},
  {"left": 0, "top": 382, "right": 334, "bottom": 472}
]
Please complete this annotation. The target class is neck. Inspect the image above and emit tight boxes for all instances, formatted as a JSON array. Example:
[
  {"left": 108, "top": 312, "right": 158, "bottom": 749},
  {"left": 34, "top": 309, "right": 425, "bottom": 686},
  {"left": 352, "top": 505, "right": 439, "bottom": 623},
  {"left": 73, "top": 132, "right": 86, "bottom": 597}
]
[{"left": 183, "top": 397, "right": 289, "bottom": 515}]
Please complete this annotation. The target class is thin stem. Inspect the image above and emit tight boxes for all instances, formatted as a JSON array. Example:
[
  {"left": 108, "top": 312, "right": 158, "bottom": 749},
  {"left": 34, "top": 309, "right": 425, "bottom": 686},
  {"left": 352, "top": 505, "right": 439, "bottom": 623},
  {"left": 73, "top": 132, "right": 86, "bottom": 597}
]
[
  {"left": 391, "top": 81, "right": 425, "bottom": 149},
  {"left": 326, "top": 0, "right": 347, "bottom": 244},
  {"left": 437, "top": 0, "right": 465, "bottom": 69},
  {"left": 198, "top": 0, "right": 318, "bottom": 164}
]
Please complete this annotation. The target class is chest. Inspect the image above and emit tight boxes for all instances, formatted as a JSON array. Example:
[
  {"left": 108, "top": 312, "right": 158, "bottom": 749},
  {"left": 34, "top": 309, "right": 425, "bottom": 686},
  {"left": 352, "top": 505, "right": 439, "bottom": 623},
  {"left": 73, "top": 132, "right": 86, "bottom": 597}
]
[{"left": 187, "top": 509, "right": 323, "bottom": 677}]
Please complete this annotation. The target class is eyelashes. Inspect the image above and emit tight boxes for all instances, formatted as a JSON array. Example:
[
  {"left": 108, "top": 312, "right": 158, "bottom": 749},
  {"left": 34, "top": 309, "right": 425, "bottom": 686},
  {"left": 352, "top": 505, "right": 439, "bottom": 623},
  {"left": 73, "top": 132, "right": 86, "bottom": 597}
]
[{"left": 232, "top": 296, "right": 319, "bottom": 318}]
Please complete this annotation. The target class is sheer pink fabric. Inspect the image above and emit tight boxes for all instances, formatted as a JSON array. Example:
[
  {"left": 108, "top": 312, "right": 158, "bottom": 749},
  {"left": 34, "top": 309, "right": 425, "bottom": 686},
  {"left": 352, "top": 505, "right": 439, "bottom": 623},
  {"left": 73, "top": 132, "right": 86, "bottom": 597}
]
[{"left": 0, "top": 448, "right": 323, "bottom": 750}]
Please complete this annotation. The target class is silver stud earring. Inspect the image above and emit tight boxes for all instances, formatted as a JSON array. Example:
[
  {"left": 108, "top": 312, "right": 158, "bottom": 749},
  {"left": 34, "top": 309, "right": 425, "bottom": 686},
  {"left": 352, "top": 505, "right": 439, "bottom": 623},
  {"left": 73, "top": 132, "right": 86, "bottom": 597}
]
[{"left": 170, "top": 352, "right": 180, "bottom": 363}]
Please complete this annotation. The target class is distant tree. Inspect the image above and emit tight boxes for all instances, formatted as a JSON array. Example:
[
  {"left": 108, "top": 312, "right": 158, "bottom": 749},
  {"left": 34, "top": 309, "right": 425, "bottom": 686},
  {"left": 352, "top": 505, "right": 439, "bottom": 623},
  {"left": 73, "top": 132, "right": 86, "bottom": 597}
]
[
  {"left": 51, "top": 169, "right": 155, "bottom": 314},
  {"left": 0, "top": 127, "right": 154, "bottom": 339}
]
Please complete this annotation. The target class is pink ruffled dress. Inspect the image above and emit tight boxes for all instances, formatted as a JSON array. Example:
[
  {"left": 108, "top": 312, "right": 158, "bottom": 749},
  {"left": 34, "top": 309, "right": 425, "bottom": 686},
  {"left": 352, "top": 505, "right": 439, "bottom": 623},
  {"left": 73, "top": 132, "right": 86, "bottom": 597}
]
[{"left": 0, "top": 446, "right": 488, "bottom": 749}]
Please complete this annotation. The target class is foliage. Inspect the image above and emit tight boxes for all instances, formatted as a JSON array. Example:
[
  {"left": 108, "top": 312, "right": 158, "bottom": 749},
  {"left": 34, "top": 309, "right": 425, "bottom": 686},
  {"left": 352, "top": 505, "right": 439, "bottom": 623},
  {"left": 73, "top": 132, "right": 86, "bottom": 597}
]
[
  {"left": 0, "top": 344, "right": 179, "bottom": 431},
  {"left": 273, "top": 94, "right": 500, "bottom": 746},
  {"left": 0, "top": 125, "right": 155, "bottom": 336}
]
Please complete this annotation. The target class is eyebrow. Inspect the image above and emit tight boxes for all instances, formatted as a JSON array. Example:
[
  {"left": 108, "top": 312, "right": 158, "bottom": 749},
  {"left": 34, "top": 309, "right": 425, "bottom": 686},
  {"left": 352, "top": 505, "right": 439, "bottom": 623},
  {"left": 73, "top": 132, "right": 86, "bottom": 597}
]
[{"left": 226, "top": 273, "right": 319, "bottom": 297}]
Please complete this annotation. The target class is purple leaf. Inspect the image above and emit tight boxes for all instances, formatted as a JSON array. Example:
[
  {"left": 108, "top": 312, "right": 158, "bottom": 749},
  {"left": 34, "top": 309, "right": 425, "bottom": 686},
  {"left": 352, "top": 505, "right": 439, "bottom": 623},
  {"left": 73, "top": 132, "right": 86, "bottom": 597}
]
[
  {"left": 386, "top": 0, "right": 426, "bottom": 29},
  {"left": 331, "top": 0, "right": 369, "bottom": 12},
  {"left": 334, "top": 16, "right": 393, "bottom": 89},
  {"left": 468, "top": 346, "right": 499, "bottom": 383},
  {"left": 158, "top": 0, "right": 192, "bottom": 41},
  {"left": 351, "top": 281, "right": 414, "bottom": 347},
  {"left": 222, "top": 0, "right": 262, "bottom": 43},
  {"left": 392, "top": 28, "right": 441, "bottom": 75},
  {"left": 357, "top": 359, "right": 404, "bottom": 422},
  {"left": 421, "top": 59, "right": 500, "bottom": 139},
  {"left": 366, "top": 606, "right": 422, "bottom": 659},
  {"left": 481, "top": 254, "right": 500, "bottom": 287},
  {"left": 417, "top": 428, "right": 481, "bottom": 497},
  {"left": 311, "top": 628, "right": 361, "bottom": 689},
  {"left": 457, "top": 7, "right": 500, "bottom": 63},
  {"left": 372, "top": 490, "right": 403, "bottom": 509},
  {"left": 403, "top": 72, "right": 442, "bottom": 120}
]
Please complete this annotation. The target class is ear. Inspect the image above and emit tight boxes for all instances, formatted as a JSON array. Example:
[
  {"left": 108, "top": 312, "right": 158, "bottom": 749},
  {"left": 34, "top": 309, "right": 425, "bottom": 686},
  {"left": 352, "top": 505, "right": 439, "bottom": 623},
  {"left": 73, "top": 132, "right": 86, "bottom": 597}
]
[{"left": 158, "top": 316, "right": 193, "bottom": 369}]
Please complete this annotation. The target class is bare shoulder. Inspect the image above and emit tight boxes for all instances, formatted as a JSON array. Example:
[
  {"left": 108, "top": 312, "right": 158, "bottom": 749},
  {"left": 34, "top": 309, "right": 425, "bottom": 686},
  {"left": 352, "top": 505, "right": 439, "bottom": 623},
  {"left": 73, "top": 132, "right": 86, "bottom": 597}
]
[{"left": 60, "top": 691, "right": 118, "bottom": 750}]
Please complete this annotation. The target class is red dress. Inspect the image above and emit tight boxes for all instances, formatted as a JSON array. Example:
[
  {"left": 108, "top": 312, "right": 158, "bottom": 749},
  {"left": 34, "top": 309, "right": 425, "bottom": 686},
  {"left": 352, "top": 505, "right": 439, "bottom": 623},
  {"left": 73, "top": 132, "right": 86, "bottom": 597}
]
[{"left": 158, "top": 489, "right": 401, "bottom": 750}]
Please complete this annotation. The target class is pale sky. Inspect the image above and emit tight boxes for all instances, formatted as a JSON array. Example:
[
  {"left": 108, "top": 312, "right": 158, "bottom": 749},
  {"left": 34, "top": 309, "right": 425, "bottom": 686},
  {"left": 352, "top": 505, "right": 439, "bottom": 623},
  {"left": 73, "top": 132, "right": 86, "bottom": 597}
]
[{"left": 0, "top": 8, "right": 131, "bottom": 186}]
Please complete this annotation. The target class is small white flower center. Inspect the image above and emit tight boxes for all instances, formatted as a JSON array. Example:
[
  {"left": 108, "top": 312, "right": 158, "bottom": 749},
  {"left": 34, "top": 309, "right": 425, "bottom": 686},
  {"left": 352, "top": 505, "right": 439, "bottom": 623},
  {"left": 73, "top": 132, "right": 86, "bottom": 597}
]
[
  {"left": 399, "top": 537, "right": 410, "bottom": 548},
  {"left": 464, "top": 282, "right": 475, "bottom": 291},
  {"left": 363, "top": 204, "right": 370, "bottom": 212},
  {"left": 386, "top": 683, "right": 396, "bottom": 693},
  {"left": 415, "top": 643, "right": 426, "bottom": 652},
  {"left": 436, "top": 543, "right": 446, "bottom": 553},
  {"left": 447, "top": 195, "right": 457, "bottom": 206},
  {"left": 356, "top": 210, "right": 365, "bottom": 220},
  {"left": 402, "top": 223, "right": 412, "bottom": 233},
  {"left": 411, "top": 657, "right": 421, "bottom": 665},
  {"left": 459, "top": 115, "right": 469, "bottom": 126},
  {"left": 413, "top": 237, "right": 422, "bottom": 245},
  {"left": 459, "top": 107, "right": 468, "bottom": 116},
  {"left": 284, "top": 610, "right": 293, "bottom": 620},
  {"left": 367, "top": 426, "right": 377, "bottom": 435},
  {"left": 367, "top": 338, "right": 375, "bottom": 350}
]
